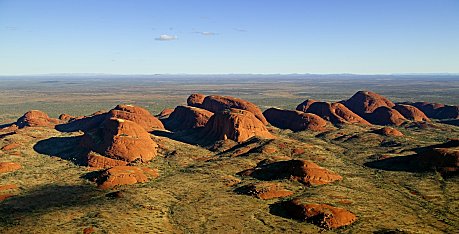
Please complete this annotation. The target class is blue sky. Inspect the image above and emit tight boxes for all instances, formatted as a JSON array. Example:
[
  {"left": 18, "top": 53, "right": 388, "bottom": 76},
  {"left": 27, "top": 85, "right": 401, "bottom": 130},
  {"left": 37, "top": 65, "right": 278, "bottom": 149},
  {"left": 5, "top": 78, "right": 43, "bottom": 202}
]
[{"left": 1, "top": 0, "right": 458, "bottom": 75}]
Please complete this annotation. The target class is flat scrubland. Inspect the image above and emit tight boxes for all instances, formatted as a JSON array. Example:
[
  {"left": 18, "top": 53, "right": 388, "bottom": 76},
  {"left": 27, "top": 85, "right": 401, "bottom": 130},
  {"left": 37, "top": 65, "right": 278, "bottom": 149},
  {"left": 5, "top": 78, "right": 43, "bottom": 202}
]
[
  {"left": 1, "top": 75, "right": 458, "bottom": 122},
  {"left": 0, "top": 75, "right": 458, "bottom": 233}
]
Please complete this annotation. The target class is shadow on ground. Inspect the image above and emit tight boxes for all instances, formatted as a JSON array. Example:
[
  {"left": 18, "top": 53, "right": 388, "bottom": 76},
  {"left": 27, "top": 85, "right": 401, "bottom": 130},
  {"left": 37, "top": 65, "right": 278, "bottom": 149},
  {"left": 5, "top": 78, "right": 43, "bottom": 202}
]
[
  {"left": 33, "top": 136, "right": 89, "bottom": 166},
  {"left": 0, "top": 184, "right": 104, "bottom": 227},
  {"left": 364, "top": 155, "right": 428, "bottom": 173}
]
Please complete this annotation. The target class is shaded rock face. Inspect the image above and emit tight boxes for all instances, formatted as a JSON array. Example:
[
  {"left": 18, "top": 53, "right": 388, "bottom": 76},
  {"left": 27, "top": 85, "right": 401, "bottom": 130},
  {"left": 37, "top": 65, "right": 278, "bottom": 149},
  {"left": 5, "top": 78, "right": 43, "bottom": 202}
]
[
  {"left": 240, "top": 159, "right": 342, "bottom": 186},
  {"left": 107, "top": 105, "right": 164, "bottom": 131},
  {"left": 0, "top": 162, "right": 21, "bottom": 174},
  {"left": 365, "top": 139, "right": 458, "bottom": 178},
  {"left": 201, "top": 108, "right": 274, "bottom": 143},
  {"left": 263, "top": 108, "right": 327, "bottom": 132},
  {"left": 404, "top": 102, "right": 459, "bottom": 119},
  {"left": 87, "top": 151, "right": 128, "bottom": 169},
  {"left": 156, "top": 108, "right": 174, "bottom": 119},
  {"left": 306, "top": 102, "right": 370, "bottom": 125},
  {"left": 366, "top": 106, "right": 406, "bottom": 126},
  {"left": 237, "top": 182, "right": 293, "bottom": 200},
  {"left": 16, "top": 110, "right": 59, "bottom": 128},
  {"left": 295, "top": 99, "right": 317, "bottom": 112},
  {"left": 55, "top": 112, "right": 108, "bottom": 132},
  {"left": 0, "top": 124, "right": 19, "bottom": 133},
  {"left": 282, "top": 199, "right": 357, "bottom": 229},
  {"left": 418, "top": 147, "right": 458, "bottom": 176},
  {"left": 163, "top": 106, "right": 213, "bottom": 131},
  {"left": 373, "top": 127, "right": 404, "bottom": 137},
  {"left": 81, "top": 118, "right": 158, "bottom": 163},
  {"left": 201, "top": 95, "right": 268, "bottom": 125},
  {"left": 95, "top": 166, "right": 158, "bottom": 189},
  {"left": 393, "top": 104, "right": 430, "bottom": 122},
  {"left": 344, "top": 91, "right": 395, "bottom": 116},
  {"left": 408, "top": 102, "right": 445, "bottom": 118},
  {"left": 58, "top": 113, "right": 74, "bottom": 122},
  {"left": 435, "top": 105, "right": 459, "bottom": 119},
  {"left": 187, "top": 93, "right": 206, "bottom": 108}
]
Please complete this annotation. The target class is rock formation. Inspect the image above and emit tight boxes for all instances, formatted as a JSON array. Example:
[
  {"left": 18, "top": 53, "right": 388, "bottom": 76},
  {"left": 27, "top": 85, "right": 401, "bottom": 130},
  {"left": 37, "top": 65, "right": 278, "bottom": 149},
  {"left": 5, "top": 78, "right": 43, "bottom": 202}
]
[
  {"left": 0, "top": 162, "right": 21, "bottom": 174},
  {"left": 200, "top": 95, "right": 268, "bottom": 125},
  {"left": 81, "top": 118, "right": 158, "bottom": 163},
  {"left": 435, "top": 105, "right": 459, "bottom": 119},
  {"left": 413, "top": 139, "right": 458, "bottom": 176},
  {"left": 263, "top": 108, "right": 327, "bottom": 131},
  {"left": 58, "top": 113, "right": 74, "bottom": 122},
  {"left": 240, "top": 159, "right": 342, "bottom": 185},
  {"left": 344, "top": 91, "right": 395, "bottom": 116},
  {"left": 402, "top": 102, "right": 458, "bottom": 119},
  {"left": 407, "top": 102, "right": 445, "bottom": 118},
  {"left": 366, "top": 106, "right": 406, "bottom": 126},
  {"left": 87, "top": 151, "right": 128, "bottom": 168},
  {"left": 306, "top": 102, "right": 370, "bottom": 125},
  {"left": 187, "top": 93, "right": 206, "bottom": 107},
  {"left": 156, "top": 108, "right": 174, "bottom": 119},
  {"left": 1, "top": 143, "right": 20, "bottom": 151},
  {"left": 393, "top": 104, "right": 430, "bottom": 122},
  {"left": 95, "top": 166, "right": 158, "bottom": 189},
  {"left": 237, "top": 182, "right": 293, "bottom": 200},
  {"left": 283, "top": 199, "right": 357, "bottom": 229},
  {"left": 295, "top": 99, "right": 317, "bottom": 112},
  {"left": 55, "top": 111, "right": 107, "bottom": 132},
  {"left": 373, "top": 127, "right": 404, "bottom": 137},
  {"left": 163, "top": 106, "right": 213, "bottom": 131},
  {"left": 16, "top": 110, "right": 59, "bottom": 128},
  {"left": 107, "top": 104, "right": 164, "bottom": 131},
  {"left": 201, "top": 108, "right": 274, "bottom": 143}
]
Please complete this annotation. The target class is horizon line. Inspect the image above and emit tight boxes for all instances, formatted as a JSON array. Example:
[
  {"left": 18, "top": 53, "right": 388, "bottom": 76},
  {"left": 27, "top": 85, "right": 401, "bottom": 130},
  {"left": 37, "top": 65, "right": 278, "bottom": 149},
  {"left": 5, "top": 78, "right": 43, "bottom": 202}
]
[{"left": 1, "top": 72, "right": 459, "bottom": 77}]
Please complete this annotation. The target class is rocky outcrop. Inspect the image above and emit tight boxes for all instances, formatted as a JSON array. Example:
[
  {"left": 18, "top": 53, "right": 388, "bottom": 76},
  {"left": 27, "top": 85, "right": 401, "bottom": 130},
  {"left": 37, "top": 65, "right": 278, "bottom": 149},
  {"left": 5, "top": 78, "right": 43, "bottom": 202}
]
[
  {"left": 403, "top": 102, "right": 459, "bottom": 119},
  {"left": 240, "top": 159, "right": 342, "bottom": 186},
  {"left": 1, "top": 143, "right": 20, "bottom": 151},
  {"left": 0, "top": 162, "right": 21, "bottom": 174},
  {"left": 81, "top": 118, "right": 158, "bottom": 163},
  {"left": 107, "top": 104, "right": 164, "bottom": 131},
  {"left": 201, "top": 108, "right": 274, "bottom": 143},
  {"left": 87, "top": 151, "right": 128, "bottom": 169},
  {"left": 237, "top": 182, "right": 293, "bottom": 200},
  {"left": 282, "top": 199, "right": 357, "bottom": 229},
  {"left": 306, "top": 102, "right": 370, "bottom": 125},
  {"left": 393, "top": 104, "right": 430, "bottom": 122},
  {"left": 58, "top": 113, "right": 74, "bottom": 122},
  {"left": 16, "top": 110, "right": 59, "bottom": 128},
  {"left": 344, "top": 91, "right": 395, "bottom": 116},
  {"left": 95, "top": 166, "right": 158, "bottom": 189},
  {"left": 163, "top": 106, "right": 213, "bottom": 131},
  {"left": 187, "top": 93, "right": 206, "bottom": 107},
  {"left": 366, "top": 106, "right": 406, "bottom": 126},
  {"left": 200, "top": 95, "right": 268, "bottom": 125},
  {"left": 156, "top": 108, "right": 174, "bottom": 119},
  {"left": 55, "top": 111, "right": 107, "bottom": 132},
  {"left": 373, "top": 127, "right": 404, "bottom": 137},
  {"left": 263, "top": 108, "right": 327, "bottom": 131},
  {"left": 408, "top": 102, "right": 445, "bottom": 118},
  {"left": 366, "top": 139, "right": 458, "bottom": 177},
  {"left": 435, "top": 105, "right": 459, "bottom": 119},
  {"left": 295, "top": 99, "right": 318, "bottom": 112}
]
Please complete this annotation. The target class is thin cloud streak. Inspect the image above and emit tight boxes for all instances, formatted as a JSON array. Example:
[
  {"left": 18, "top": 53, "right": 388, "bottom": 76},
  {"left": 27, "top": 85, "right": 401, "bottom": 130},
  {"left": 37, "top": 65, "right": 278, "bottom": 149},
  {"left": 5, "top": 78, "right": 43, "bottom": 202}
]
[{"left": 155, "top": 34, "right": 177, "bottom": 41}]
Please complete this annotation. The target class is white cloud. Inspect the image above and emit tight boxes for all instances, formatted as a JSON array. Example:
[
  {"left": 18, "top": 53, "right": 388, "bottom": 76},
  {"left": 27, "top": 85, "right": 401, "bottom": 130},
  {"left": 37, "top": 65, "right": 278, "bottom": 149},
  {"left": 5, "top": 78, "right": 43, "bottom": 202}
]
[
  {"left": 192, "top": 31, "right": 217, "bottom": 36},
  {"left": 234, "top": 28, "right": 247, "bottom": 32},
  {"left": 155, "top": 34, "right": 177, "bottom": 41},
  {"left": 199, "top": 31, "right": 216, "bottom": 36}
]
